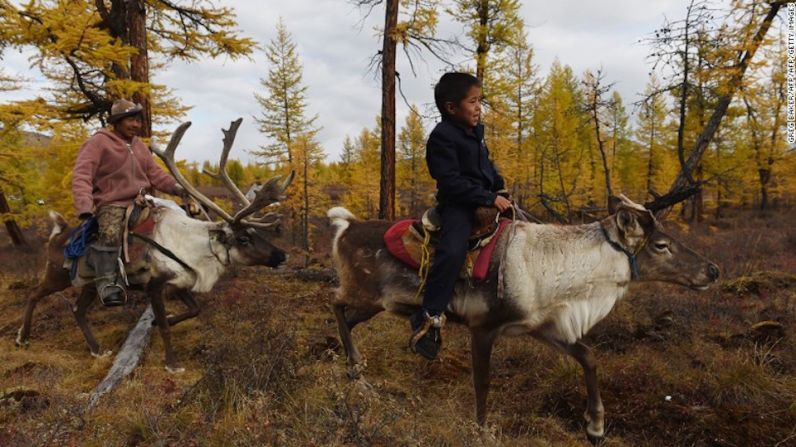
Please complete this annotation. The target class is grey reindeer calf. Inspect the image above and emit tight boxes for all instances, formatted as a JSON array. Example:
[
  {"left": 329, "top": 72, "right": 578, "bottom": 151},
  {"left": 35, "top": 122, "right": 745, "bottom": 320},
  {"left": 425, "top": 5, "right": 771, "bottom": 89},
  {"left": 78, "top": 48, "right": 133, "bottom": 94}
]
[{"left": 327, "top": 195, "right": 719, "bottom": 443}]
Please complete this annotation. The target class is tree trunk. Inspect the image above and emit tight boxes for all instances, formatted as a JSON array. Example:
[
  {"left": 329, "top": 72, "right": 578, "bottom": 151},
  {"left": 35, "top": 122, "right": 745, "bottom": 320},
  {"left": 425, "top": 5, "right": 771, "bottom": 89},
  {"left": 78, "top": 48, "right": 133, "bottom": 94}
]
[
  {"left": 759, "top": 168, "right": 771, "bottom": 210},
  {"left": 127, "top": 0, "right": 151, "bottom": 137},
  {"left": 0, "top": 189, "right": 27, "bottom": 246},
  {"left": 675, "top": 0, "right": 693, "bottom": 184},
  {"left": 646, "top": 113, "right": 656, "bottom": 198},
  {"left": 379, "top": 0, "right": 398, "bottom": 221},
  {"left": 589, "top": 98, "right": 613, "bottom": 208},
  {"left": 475, "top": 0, "right": 489, "bottom": 83},
  {"left": 303, "top": 149, "right": 310, "bottom": 266},
  {"left": 87, "top": 305, "right": 154, "bottom": 410}
]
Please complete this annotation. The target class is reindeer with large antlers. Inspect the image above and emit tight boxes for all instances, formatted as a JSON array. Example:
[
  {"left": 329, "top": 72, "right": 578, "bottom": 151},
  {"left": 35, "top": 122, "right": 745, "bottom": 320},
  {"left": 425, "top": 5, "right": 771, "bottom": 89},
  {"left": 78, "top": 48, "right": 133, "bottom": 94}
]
[{"left": 16, "top": 119, "right": 293, "bottom": 372}]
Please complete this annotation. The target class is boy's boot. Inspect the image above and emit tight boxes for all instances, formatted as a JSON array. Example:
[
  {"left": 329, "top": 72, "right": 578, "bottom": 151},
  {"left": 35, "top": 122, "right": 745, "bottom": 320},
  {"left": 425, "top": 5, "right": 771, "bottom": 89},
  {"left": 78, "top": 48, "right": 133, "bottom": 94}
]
[
  {"left": 409, "top": 310, "right": 446, "bottom": 360},
  {"left": 88, "top": 244, "right": 126, "bottom": 307}
]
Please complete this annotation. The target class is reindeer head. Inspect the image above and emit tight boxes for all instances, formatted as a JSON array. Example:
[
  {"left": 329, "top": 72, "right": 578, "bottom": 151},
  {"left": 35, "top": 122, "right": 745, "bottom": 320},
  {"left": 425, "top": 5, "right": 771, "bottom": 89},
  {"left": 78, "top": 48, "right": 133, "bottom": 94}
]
[
  {"left": 604, "top": 195, "right": 719, "bottom": 290},
  {"left": 154, "top": 119, "right": 294, "bottom": 269}
]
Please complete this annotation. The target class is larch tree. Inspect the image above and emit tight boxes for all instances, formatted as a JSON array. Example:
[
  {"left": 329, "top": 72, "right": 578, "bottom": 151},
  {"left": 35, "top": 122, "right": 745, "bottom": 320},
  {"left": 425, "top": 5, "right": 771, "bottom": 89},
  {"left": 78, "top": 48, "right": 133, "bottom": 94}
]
[
  {"left": 352, "top": 0, "right": 445, "bottom": 221},
  {"left": 0, "top": 0, "right": 255, "bottom": 135},
  {"left": 607, "top": 91, "right": 638, "bottom": 197},
  {"left": 287, "top": 133, "right": 325, "bottom": 261},
  {"left": 449, "top": 0, "right": 523, "bottom": 94},
  {"left": 502, "top": 29, "right": 538, "bottom": 205},
  {"left": 741, "top": 33, "right": 788, "bottom": 211},
  {"left": 338, "top": 135, "right": 357, "bottom": 185},
  {"left": 636, "top": 75, "right": 672, "bottom": 199},
  {"left": 643, "top": 0, "right": 788, "bottom": 214},
  {"left": 582, "top": 68, "right": 616, "bottom": 209},
  {"left": 254, "top": 18, "right": 317, "bottom": 166},
  {"left": 396, "top": 107, "right": 430, "bottom": 217},
  {"left": 343, "top": 125, "right": 381, "bottom": 219},
  {"left": 533, "top": 61, "right": 585, "bottom": 221}
]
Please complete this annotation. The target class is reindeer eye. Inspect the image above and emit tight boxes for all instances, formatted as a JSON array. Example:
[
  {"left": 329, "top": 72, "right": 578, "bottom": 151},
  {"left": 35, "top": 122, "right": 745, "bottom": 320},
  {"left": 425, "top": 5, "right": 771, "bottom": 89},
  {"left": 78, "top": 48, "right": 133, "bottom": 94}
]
[
  {"left": 654, "top": 241, "right": 669, "bottom": 251},
  {"left": 237, "top": 235, "right": 251, "bottom": 245}
]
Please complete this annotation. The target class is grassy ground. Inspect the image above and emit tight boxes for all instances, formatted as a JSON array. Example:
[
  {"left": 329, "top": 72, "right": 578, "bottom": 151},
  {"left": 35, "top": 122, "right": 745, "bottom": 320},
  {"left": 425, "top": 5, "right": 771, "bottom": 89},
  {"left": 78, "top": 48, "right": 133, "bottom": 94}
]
[{"left": 1, "top": 210, "right": 795, "bottom": 446}]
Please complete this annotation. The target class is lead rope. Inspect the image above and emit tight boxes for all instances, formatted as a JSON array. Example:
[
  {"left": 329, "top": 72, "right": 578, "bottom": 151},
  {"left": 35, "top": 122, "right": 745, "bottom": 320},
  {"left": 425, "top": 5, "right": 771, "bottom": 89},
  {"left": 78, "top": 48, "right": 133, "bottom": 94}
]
[
  {"left": 600, "top": 226, "right": 647, "bottom": 280},
  {"left": 412, "top": 225, "right": 433, "bottom": 304},
  {"left": 497, "top": 204, "right": 520, "bottom": 300}
]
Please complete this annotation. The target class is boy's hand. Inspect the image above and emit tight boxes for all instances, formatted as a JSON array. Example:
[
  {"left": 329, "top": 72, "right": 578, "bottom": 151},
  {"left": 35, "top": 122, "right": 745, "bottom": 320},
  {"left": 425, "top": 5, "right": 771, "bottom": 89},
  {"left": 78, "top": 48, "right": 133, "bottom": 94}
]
[{"left": 493, "top": 195, "right": 512, "bottom": 213}]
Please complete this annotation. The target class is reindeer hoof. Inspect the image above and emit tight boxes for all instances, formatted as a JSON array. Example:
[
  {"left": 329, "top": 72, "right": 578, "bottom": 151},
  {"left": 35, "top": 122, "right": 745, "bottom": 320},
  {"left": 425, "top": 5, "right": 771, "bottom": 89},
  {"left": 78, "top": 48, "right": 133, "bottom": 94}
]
[
  {"left": 585, "top": 422, "right": 605, "bottom": 445},
  {"left": 586, "top": 431, "right": 604, "bottom": 445},
  {"left": 15, "top": 327, "right": 29, "bottom": 348},
  {"left": 91, "top": 350, "right": 113, "bottom": 359},
  {"left": 346, "top": 363, "right": 364, "bottom": 380},
  {"left": 165, "top": 365, "right": 185, "bottom": 374}
]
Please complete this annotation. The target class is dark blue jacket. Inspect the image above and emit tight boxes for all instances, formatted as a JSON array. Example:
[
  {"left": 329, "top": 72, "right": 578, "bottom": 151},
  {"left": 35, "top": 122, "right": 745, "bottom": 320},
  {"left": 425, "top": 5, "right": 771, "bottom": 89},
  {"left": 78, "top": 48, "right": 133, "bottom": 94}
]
[{"left": 425, "top": 118, "right": 505, "bottom": 207}]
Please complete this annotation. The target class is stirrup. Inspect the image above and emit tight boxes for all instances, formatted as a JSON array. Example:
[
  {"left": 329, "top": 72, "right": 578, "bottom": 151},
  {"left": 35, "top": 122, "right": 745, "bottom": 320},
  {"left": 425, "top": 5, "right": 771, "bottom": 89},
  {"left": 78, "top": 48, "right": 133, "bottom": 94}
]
[
  {"left": 409, "top": 311, "right": 446, "bottom": 351},
  {"left": 98, "top": 283, "right": 127, "bottom": 306}
]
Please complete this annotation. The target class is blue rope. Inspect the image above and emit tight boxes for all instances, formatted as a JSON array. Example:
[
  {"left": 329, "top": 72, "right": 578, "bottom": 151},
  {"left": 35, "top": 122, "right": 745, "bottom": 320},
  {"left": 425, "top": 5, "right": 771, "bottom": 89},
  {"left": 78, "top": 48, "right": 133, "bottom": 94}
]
[{"left": 64, "top": 217, "right": 98, "bottom": 280}]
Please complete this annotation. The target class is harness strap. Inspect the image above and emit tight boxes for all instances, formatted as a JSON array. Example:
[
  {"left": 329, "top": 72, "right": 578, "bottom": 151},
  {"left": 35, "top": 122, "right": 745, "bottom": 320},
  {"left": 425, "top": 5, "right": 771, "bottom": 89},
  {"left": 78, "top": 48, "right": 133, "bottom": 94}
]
[
  {"left": 128, "top": 232, "right": 195, "bottom": 274},
  {"left": 600, "top": 226, "right": 642, "bottom": 280},
  {"left": 123, "top": 203, "right": 135, "bottom": 263}
]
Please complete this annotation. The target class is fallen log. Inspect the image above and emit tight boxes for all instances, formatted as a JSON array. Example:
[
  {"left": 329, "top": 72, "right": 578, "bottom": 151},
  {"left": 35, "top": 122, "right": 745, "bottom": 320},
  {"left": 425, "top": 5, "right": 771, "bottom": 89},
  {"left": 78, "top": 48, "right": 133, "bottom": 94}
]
[{"left": 86, "top": 305, "right": 154, "bottom": 410}]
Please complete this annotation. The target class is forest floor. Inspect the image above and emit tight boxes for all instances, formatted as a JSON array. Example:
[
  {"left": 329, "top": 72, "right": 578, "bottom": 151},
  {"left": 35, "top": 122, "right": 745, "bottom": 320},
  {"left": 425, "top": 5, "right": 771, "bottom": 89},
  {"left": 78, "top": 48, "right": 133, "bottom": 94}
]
[{"left": 0, "top": 209, "right": 795, "bottom": 446}]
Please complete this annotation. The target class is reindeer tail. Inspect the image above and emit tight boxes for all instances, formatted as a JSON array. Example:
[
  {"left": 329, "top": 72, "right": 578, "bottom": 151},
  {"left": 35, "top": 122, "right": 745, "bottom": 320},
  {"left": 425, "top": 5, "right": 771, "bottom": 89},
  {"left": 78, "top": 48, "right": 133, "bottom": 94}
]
[
  {"left": 327, "top": 207, "right": 356, "bottom": 227},
  {"left": 328, "top": 207, "right": 356, "bottom": 256},
  {"left": 48, "top": 211, "right": 69, "bottom": 241}
]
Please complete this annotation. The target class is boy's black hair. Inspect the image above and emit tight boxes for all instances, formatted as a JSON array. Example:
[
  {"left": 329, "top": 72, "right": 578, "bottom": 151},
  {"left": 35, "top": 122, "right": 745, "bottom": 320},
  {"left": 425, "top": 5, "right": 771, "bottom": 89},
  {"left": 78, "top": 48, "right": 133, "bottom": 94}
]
[{"left": 434, "top": 72, "right": 481, "bottom": 117}]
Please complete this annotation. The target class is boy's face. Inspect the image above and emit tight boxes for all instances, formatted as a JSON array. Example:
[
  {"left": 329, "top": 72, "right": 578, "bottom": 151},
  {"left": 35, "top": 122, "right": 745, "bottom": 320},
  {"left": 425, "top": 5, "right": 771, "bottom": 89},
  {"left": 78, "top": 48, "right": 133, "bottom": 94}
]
[{"left": 446, "top": 85, "right": 481, "bottom": 128}]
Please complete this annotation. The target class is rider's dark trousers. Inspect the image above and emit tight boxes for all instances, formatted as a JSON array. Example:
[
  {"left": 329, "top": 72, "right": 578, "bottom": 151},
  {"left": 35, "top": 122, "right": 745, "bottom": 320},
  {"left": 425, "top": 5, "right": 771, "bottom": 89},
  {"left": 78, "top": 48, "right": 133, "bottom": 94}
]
[{"left": 421, "top": 203, "right": 474, "bottom": 315}]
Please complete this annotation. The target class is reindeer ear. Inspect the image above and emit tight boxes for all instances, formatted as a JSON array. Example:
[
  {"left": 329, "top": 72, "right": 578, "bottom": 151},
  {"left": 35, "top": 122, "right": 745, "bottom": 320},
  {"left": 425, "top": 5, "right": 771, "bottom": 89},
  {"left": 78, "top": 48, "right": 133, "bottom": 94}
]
[
  {"left": 615, "top": 208, "right": 641, "bottom": 238},
  {"left": 209, "top": 226, "right": 229, "bottom": 244}
]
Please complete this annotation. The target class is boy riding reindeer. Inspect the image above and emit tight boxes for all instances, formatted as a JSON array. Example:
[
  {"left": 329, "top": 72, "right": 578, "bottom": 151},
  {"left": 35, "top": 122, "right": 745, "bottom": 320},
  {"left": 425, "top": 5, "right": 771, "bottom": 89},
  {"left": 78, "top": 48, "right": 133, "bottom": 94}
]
[{"left": 410, "top": 72, "right": 511, "bottom": 359}]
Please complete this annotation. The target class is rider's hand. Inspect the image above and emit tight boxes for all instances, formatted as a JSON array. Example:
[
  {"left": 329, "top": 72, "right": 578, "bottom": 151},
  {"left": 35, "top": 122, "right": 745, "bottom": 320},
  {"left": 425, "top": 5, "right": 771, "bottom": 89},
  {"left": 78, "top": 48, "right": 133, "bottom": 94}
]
[{"left": 493, "top": 195, "right": 512, "bottom": 213}]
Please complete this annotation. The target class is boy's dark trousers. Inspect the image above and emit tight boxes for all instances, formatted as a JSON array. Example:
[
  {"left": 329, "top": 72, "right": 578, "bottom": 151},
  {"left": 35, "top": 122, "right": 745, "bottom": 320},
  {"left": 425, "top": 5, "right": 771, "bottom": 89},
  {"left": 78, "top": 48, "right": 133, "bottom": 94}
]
[{"left": 421, "top": 203, "right": 475, "bottom": 315}]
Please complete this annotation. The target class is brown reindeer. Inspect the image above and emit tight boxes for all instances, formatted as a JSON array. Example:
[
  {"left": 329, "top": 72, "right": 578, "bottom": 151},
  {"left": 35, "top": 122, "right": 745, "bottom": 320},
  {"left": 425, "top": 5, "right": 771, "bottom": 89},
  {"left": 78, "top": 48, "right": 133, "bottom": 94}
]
[
  {"left": 327, "top": 196, "right": 719, "bottom": 443},
  {"left": 16, "top": 120, "right": 293, "bottom": 372}
]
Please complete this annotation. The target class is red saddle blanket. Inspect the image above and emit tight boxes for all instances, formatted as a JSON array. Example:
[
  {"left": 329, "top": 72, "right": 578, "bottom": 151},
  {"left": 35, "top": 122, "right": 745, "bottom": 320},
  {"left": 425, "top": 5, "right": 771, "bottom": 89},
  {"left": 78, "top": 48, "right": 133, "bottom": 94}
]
[{"left": 384, "top": 218, "right": 511, "bottom": 281}]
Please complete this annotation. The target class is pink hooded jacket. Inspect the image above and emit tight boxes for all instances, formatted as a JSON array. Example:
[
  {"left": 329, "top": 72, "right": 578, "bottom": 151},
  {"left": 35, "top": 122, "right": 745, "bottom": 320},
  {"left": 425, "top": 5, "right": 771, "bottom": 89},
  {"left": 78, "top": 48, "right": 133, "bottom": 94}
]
[{"left": 72, "top": 129, "right": 179, "bottom": 215}]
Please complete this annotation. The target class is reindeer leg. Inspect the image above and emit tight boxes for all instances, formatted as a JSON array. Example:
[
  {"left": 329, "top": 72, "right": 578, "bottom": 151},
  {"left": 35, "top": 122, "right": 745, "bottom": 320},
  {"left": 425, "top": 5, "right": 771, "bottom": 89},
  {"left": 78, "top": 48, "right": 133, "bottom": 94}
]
[
  {"left": 17, "top": 284, "right": 58, "bottom": 347},
  {"left": 167, "top": 289, "right": 200, "bottom": 327},
  {"left": 151, "top": 287, "right": 199, "bottom": 327},
  {"left": 471, "top": 327, "right": 498, "bottom": 426},
  {"left": 566, "top": 341, "right": 605, "bottom": 444},
  {"left": 150, "top": 282, "right": 183, "bottom": 373},
  {"left": 72, "top": 286, "right": 107, "bottom": 357},
  {"left": 333, "top": 304, "right": 379, "bottom": 379}
]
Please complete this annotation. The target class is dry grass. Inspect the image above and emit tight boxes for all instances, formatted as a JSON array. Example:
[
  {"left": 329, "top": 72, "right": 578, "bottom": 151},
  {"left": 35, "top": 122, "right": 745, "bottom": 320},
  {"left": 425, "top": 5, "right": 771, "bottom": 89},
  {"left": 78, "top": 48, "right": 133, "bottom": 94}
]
[{"left": 1, "top": 209, "right": 795, "bottom": 446}]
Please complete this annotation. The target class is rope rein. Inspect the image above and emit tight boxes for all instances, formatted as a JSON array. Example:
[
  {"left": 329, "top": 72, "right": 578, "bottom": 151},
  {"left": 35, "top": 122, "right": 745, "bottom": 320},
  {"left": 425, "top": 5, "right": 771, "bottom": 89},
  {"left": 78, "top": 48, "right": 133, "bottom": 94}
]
[{"left": 600, "top": 225, "right": 648, "bottom": 280}]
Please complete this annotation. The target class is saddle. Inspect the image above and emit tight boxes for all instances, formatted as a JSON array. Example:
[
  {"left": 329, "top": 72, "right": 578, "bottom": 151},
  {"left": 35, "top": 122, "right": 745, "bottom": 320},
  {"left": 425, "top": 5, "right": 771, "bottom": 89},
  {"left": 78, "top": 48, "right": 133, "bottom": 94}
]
[{"left": 384, "top": 206, "right": 511, "bottom": 282}]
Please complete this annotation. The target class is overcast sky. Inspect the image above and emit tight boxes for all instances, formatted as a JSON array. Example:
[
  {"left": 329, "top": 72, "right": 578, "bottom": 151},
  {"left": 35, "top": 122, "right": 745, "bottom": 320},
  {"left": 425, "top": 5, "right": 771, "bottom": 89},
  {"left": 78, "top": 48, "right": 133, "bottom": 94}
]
[{"left": 0, "top": 0, "right": 727, "bottom": 164}]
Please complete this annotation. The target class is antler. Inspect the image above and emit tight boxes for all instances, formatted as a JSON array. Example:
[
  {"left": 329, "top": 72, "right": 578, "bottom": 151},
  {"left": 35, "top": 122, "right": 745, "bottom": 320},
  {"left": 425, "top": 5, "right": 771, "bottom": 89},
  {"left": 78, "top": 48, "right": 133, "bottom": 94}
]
[
  {"left": 155, "top": 120, "right": 294, "bottom": 228},
  {"left": 643, "top": 183, "right": 702, "bottom": 214},
  {"left": 201, "top": 118, "right": 250, "bottom": 207},
  {"left": 232, "top": 171, "right": 295, "bottom": 228},
  {"left": 152, "top": 122, "right": 234, "bottom": 222}
]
